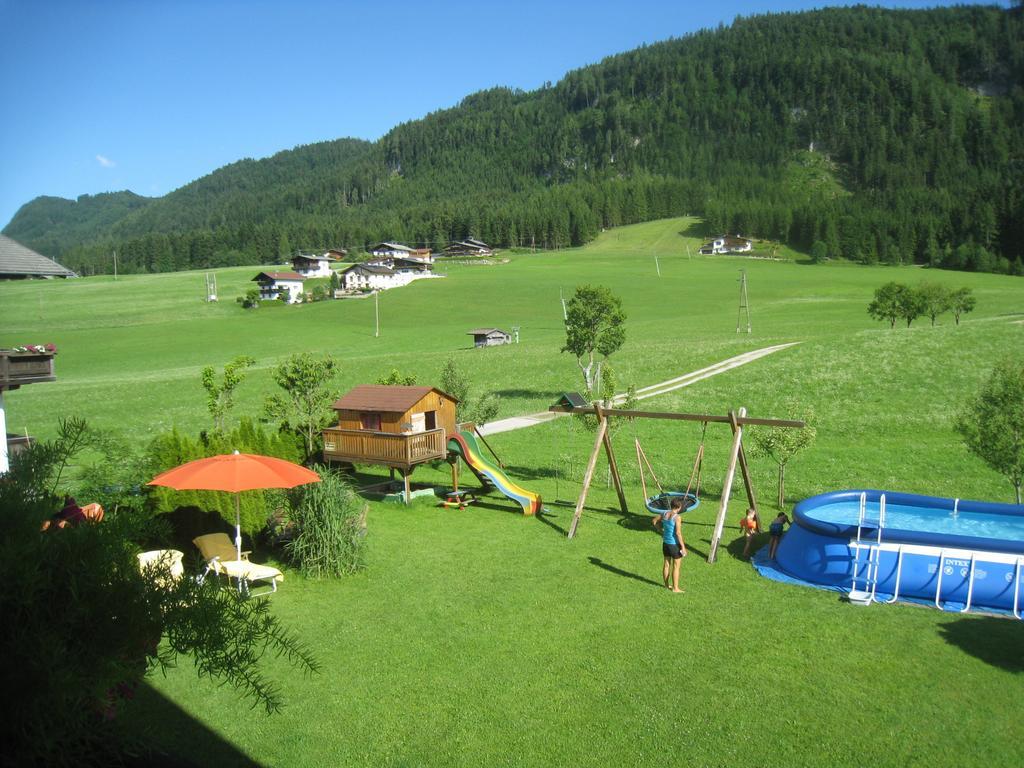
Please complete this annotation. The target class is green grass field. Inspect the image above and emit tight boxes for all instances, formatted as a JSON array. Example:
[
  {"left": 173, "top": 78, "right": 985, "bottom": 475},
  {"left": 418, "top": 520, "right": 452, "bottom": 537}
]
[{"left": 2, "top": 217, "right": 1023, "bottom": 767}]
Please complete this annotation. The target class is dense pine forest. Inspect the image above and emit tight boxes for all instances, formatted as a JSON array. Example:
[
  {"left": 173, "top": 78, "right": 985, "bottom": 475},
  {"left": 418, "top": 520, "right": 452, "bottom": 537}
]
[{"left": 5, "top": 5, "right": 1023, "bottom": 275}]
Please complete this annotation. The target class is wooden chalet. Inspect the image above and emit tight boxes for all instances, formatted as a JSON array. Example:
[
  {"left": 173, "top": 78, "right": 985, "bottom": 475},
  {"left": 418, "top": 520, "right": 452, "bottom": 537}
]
[
  {"left": 369, "top": 242, "right": 433, "bottom": 264},
  {"left": 323, "top": 385, "right": 459, "bottom": 501},
  {"left": 467, "top": 328, "right": 511, "bottom": 347},
  {"left": 252, "top": 271, "right": 305, "bottom": 303},
  {"left": 0, "top": 235, "right": 76, "bottom": 279},
  {"left": 291, "top": 251, "right": 341, "bottom": 278},
  {"left": 442, "top": 238, "right": 494, "bottom": 257}
]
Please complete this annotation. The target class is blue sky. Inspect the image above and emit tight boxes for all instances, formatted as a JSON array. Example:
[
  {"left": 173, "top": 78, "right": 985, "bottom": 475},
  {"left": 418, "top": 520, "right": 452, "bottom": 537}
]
[{"left": 0, "top": 1, "right": 1003, "bottom": 228}]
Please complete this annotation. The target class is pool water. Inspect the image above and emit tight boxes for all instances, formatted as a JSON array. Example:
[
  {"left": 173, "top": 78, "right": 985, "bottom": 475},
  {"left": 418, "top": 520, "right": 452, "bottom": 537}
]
[{"left": 813, "top": 500, "right": 1024, "bottom": 543}]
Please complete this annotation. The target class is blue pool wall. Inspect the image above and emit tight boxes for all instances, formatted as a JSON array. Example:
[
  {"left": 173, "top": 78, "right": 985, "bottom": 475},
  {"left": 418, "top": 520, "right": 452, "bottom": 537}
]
[{"left": 774, "top": 490, "right": 1024, "bottom": 612}]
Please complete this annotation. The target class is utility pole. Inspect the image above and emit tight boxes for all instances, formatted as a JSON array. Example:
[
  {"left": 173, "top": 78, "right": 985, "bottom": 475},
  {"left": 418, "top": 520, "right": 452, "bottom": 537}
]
[
  {"left": 113, "top": 250, "right": 117, "bottom": 281},
  {"left": 654, "top": 253, "right": 661, "bottom": 277},
  {"left": 560, "top": 288, "right": 568, "bottom": 322},
  {"left": 374, "top": 290, "right": 380, "bottom": 338},
  {"left": 737, "top": 269, "right": 751, "bottom": 334}
]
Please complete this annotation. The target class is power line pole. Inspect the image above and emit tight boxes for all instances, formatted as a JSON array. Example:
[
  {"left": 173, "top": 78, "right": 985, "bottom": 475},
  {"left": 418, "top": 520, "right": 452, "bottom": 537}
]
[
  {"left": 654, "top": 253, "right": 661, "bottom": 277},
  {"left": 113, "top": 250, "right": 117, "bottom": 281},
  {"left": 374, "top": 290, "right": 380, "bottom": 338},
  {"left": 737, "top": 269, "right": 751, "bottom": 333}
]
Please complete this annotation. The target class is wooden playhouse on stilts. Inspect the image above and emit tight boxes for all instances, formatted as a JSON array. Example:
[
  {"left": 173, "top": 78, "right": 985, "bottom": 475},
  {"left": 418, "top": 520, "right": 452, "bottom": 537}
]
[{"left": 322, "top": 385, "right": 459, "bottom": 503}]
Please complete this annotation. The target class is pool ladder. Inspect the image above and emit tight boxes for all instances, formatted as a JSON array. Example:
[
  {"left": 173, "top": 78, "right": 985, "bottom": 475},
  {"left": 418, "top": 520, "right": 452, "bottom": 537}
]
[{"left": 849, "top": 492, "right": 885, "bottom": 605}]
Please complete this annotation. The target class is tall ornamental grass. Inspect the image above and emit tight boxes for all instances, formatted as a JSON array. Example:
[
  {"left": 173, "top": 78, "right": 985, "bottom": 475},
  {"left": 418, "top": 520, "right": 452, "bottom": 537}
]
[{"left": 286, "top": 466, "right": 367, "bottom": 577}]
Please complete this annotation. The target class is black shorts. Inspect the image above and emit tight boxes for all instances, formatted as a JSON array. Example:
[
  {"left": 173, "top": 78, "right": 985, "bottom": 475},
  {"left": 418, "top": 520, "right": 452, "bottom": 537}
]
[{"left": 662, "top": 543, "right": 683, "bottom": 559}]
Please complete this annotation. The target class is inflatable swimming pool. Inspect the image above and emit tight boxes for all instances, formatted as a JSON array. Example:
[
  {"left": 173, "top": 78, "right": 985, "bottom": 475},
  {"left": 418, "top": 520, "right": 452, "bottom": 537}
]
[{"left": 770, "top": 490, "right": 1024, "bottom": 614}]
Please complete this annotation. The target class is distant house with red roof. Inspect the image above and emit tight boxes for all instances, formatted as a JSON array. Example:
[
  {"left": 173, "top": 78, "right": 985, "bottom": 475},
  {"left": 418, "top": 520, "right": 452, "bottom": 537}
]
[{"left": 252, "top": 271, "right": 305, "bottom": 303}]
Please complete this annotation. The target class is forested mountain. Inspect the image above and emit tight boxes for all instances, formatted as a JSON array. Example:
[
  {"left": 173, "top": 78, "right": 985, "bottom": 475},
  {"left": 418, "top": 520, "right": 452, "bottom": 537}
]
[{"left": 5, "top": 5, "right": 1023, "bottom": 275}]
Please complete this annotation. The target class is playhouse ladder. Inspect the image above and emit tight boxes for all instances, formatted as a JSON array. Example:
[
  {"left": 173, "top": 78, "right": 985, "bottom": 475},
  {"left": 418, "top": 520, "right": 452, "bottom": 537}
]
[{"left": 849, "top": 493, "right": 885, "bottom": 606}]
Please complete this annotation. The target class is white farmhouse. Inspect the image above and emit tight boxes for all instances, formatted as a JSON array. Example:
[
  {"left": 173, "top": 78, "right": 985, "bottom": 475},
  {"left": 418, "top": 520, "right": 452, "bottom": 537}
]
[
  {"left": 369, "top": 242, "right": 433, "bottom": 265},
  {"left": 252, "top": 271, "right": 306, "bottom": 303},
  {"left": 698, "top": 235, "right": 753, "bottom": 255},
  {"left": 341, "top": 263, "right": 412, "bottom": 292},
  {"left": 291, "top": 250, "right": 345, "bottom": 277}
]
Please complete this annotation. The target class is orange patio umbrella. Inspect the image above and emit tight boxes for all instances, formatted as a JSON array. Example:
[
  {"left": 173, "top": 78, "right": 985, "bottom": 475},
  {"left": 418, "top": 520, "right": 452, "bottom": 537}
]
[{"left": 148, "top": 451, "right": 320, "bottom": 560}]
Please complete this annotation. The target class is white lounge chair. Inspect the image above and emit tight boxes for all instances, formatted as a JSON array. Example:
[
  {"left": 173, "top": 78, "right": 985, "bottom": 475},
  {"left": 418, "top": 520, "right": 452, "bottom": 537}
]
[
  {"left": 192, "top": 533, "right": 284, "bottom": 598},
  {"left": 137, "top": 549, "right": 185, "bottom": 586}
]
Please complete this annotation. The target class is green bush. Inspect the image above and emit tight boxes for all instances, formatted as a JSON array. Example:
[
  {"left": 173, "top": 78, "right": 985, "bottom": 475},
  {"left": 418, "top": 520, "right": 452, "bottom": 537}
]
[
  {"left": 145, "top": 417, "right": 302, "bottom": 535},
  {"left": 0, "top": 420, "right": 317, "bottom": 766},
  {"left": 286, "top": 467, "right": 367, "bottom": 578}
]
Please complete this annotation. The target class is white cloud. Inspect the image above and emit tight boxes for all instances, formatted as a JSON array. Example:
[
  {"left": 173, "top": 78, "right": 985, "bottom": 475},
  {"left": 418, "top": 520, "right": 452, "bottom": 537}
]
[{"left": 95, "top": 154, "right": 116, "bottom": 168}]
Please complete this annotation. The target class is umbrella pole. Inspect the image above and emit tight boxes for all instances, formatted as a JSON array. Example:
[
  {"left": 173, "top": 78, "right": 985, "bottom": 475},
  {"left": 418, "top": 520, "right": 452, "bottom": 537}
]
[{"left": 235, "top": 493, "right": 242, "bottom": 560}]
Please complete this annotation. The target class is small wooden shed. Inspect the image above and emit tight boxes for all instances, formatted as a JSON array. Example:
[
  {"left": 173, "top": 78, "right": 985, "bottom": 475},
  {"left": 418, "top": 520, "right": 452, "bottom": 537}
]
[
  {"left": 322, "top": 385, "right": 459, "bottom": 501},
  {"left": 467, "top": 328, "right": 511, "bottom": 347}
]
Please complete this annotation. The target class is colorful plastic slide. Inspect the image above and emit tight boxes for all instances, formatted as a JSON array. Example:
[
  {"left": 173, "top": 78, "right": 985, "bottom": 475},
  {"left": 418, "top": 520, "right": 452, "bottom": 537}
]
[{"left": 447, "top": 431, "right": 542, "bottom": 515}]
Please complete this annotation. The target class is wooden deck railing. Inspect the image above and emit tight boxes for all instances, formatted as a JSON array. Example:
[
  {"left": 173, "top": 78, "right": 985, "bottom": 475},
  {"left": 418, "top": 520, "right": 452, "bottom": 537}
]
[{"left": 321, "top": 427, "right": 447, "bottom": 469}]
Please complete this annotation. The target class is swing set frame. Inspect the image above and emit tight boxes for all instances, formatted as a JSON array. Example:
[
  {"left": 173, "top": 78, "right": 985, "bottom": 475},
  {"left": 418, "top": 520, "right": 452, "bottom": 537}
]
[{"left": 546, "top": 402, "right": 805, "bottom": 563}]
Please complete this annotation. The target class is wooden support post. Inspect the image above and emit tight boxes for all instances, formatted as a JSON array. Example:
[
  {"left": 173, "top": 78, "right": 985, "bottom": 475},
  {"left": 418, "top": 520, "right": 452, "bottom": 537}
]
[
  {"left": 403, "top": 469, "right": 411, "bottom": 505},
  {"left": 708, "top": 407, "right": 746, "bottom": 563},
  {"left": 568, "top": 408, "right": 609, "bottom": 540},
  {"left": 737, "top": 442, "right": 758, "bottom": 515},
  {"left": 601, "top": 412, "right": 628, "bottom": 515},
  {"left": 451, "top": 461, "right": 459, "bottom": 494},
  {"left": 474, "top": 426, "right": 505, "bottom": 469}
]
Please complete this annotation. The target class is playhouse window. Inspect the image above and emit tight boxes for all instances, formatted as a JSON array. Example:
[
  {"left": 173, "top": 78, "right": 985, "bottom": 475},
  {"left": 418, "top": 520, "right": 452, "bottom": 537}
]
[{"left": 360, "top": 413, "right": 382, "bottom": 431}]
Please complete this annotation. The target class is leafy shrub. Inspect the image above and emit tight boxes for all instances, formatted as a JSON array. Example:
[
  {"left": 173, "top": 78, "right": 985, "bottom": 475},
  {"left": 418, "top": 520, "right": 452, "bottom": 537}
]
[
  {"left": 145, "top": 417, "right": 301, "bottom": 535},
  {"left": 286, "top": 466, "right": 367, "bottom": 578},
  {"left": 0, "top": 419, "right": 317, "bottom": 766}
]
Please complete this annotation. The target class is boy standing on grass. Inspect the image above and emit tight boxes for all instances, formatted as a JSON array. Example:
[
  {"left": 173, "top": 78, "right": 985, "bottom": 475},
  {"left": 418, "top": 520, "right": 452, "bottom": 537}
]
[{"left": 653, "top": 496, "right": 687, "bottom": 592}]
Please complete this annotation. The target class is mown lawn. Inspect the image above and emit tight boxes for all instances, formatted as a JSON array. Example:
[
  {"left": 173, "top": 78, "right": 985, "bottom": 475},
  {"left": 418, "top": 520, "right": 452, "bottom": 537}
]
[{"left": 2, "top": 217, "right": 1022, "bottom": 767}]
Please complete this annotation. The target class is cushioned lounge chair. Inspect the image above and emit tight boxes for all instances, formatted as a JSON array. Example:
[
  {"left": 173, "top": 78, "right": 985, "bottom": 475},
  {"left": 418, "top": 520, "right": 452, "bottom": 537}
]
[
  {"left": 137, "top": 549, "right": 185, "bottom": 586},
  {"left": 192, "top": 533, "right": 284, "bottom": 597}
]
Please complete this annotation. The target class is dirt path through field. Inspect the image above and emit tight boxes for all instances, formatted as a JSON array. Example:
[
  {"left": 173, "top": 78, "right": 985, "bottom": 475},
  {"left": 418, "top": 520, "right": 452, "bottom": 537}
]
[{"left": 478, "top": 342, "right": 800, "bottom": 435}]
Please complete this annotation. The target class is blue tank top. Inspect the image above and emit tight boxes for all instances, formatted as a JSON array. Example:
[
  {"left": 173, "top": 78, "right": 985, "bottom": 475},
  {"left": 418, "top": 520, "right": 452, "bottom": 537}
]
[{"left": 661, "top": 511, "right": 679, "bottom": 545}]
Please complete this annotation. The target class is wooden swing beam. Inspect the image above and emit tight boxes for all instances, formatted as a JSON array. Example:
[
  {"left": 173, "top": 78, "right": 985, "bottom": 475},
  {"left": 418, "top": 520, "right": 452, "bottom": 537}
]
[{"left": 548, "top": 403, "right": 805, "bottom": 563}]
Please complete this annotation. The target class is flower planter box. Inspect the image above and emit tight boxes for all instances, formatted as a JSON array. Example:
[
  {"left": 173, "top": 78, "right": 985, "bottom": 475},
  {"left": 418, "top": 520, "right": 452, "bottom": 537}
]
[{"left": 0, "top": 349, "right": 57, "bottom": 390}]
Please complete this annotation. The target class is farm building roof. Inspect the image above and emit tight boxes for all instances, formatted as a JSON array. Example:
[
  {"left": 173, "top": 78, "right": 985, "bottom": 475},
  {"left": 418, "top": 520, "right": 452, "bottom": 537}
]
[
  {"left": 466, "top": 328, "right": 508, "bottom": 336},
  {"left": 333, "top": 385, "right": 458, "bottom": 412},
  {"left": 344, "top": 263, "right": 393, "bottom": 275},
  {"left": 293, "top": 253, "right": 339, "bottom": 262},
  {"left": 252, "top": 271, "right": 305, "bottom": 281},
  {"left": 0, "top": 235, "right": 76, "bottom": 278}
]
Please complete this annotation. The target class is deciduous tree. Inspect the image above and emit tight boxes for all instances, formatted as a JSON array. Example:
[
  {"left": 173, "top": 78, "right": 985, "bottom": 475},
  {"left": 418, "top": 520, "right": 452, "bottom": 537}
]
[
  {"left": 201, "top": 355, "right": 256, "bottom": 433},
  {"left": 562, "top": 284, "right": 626, "bottom": 393},
  {"left": 915, "top": 282, "right": 952, "bottom": 326},
  {"left": 867, "top": 282, "right": 905, "bottom": 329},
  {"left": 956, "top": 359, "right": 1024, "bottom": 503},
  {"left": 264, "top": 353, "right": 340, "bottom": 459},
  {"left": 950, "top": 287, "right": 976, "bottom": 325}
]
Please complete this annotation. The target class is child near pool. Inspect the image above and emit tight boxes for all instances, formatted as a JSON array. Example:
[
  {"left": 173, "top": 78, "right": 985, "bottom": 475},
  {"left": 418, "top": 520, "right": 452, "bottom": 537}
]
[
  {"left": 739, "top": 507, "right": 761, "bottom": 558},
  {"left": 768, "top": 511, "right": 791, "bottom": 559},
  {"left": 652, "top": 496, "right": 687, "bottom": 593}
]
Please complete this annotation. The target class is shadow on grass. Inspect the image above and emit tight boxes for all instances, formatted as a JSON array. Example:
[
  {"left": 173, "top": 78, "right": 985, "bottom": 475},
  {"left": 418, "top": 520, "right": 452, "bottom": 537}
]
[
  {"left": 536, "top": 509, "right": 569, "bottom": 536},
  {"left": 504, "top": 464, "right": 560, "bottom": 481},
  {"left": 938, "top": 617, "right": 1024, "bottom": 673},
  {"left": 724, "top": 531, "right": 764, "bottom": 562},
  {"left": 118, "top": 682, "right": 263, "bottom": 767},
  {"left": 588, "top": 556, "right": 663, "bottom": 589}
]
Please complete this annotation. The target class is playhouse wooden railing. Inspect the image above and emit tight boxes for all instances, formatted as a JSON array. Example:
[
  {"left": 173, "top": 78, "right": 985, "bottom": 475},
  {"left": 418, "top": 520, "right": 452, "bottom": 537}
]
[{"left": 321, "top": 427, "right": 447, "bottom": 469}]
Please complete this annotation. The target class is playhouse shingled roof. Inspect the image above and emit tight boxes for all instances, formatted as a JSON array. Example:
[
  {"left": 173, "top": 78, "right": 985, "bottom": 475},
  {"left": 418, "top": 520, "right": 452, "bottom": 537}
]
[{"left": 332, "top": 385, "right": 458, "bottom": 412}]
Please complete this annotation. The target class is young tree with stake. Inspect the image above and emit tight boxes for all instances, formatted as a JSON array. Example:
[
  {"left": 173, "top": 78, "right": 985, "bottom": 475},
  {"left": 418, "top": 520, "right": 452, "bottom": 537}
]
[{"left": 562, "top": 285, "right": 626, "bottom": 395}]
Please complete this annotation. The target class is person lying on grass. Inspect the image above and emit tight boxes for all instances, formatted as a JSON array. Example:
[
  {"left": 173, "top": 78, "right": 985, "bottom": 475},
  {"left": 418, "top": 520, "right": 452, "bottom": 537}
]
[{"left": 653, "top": 496, "right": 687, "bottom": 593}]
